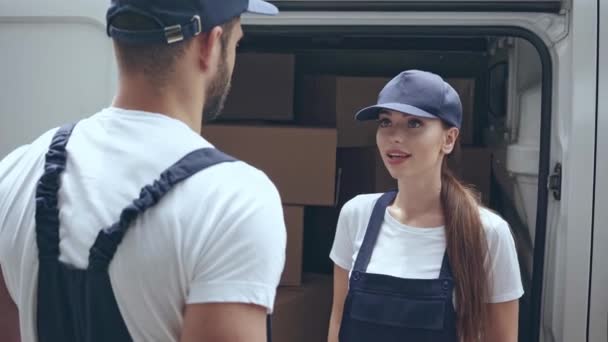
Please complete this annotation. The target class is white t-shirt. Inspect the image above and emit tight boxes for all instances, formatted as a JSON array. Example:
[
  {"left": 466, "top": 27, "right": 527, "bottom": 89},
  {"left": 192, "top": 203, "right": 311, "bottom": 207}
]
[
  {"left": 0, "top": 107, "right": 287, "bottom": 342},
  {"left": 330, "top": 193, "right": 524, "bottom": 304}
]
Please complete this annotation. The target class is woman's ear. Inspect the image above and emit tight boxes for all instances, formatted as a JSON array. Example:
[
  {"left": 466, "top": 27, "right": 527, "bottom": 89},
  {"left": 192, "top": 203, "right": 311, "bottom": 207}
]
[{"left": 442, "top": 127, "right": 460, "bottom": 154}]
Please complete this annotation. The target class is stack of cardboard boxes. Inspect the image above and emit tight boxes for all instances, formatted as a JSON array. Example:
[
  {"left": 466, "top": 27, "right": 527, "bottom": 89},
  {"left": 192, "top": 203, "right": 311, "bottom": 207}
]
[{"left": 203, "top": 52, "right": 493, "bottom": 342}]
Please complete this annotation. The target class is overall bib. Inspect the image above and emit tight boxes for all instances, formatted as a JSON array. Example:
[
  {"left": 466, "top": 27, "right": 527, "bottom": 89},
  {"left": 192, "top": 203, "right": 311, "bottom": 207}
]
[{"left": 339, "top": 191, "right": 459, "bottom": 342}]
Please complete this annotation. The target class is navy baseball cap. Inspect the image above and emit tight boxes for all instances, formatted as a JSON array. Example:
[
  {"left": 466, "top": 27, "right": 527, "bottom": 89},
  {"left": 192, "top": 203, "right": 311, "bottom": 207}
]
[
  {"left": 355, "top": 70, "right": 462, "bottom": 128},
  {"left": 107, "top": 0, "right": 278, "bottom": 44}
]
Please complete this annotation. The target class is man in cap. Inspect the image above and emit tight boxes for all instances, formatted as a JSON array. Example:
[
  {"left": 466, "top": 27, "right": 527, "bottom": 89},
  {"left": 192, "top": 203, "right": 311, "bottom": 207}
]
[{"left": 0, "top": 1, "right": 286, "bottom": 341}]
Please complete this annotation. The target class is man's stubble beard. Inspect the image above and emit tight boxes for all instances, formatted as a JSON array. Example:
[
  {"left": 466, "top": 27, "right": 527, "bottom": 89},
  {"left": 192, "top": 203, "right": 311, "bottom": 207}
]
[{"left": 202, "top": 55, "right": 232, "bottom": 123}]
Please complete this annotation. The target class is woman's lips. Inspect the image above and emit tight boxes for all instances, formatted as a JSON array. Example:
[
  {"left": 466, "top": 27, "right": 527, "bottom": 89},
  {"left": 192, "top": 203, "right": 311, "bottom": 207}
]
[{"left": 385, "top": 149, "right": 411, "bottom": 165}]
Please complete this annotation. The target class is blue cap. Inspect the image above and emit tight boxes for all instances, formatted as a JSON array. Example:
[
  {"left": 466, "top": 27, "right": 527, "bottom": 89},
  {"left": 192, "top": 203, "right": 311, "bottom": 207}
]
[
  {"left": 107, "top": 0, "right": 278, "bottom": 45},
  {"left": 355, "top": 70, "right": 462, "bottom": 128}
]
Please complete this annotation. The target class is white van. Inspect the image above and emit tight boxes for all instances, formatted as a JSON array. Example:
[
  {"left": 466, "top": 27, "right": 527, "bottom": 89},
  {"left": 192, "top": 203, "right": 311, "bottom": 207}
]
[{"left": 0, "top": 1, "right": 605, "bottom": 341}]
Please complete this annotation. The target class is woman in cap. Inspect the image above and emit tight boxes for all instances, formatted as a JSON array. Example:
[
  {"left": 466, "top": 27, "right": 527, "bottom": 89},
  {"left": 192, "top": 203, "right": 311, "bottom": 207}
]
[{"left": 328, "top": 70, "right": 523, "bottom": 342}]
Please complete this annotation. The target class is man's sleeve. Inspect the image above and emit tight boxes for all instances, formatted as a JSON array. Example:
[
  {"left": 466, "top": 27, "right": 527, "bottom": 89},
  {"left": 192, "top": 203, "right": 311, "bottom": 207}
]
[
  {"left": 184, "top": 168, "right": 287, "bottom": 313},
  {"left": 0, "top": 145, "right": 29, "bottom": 254}
]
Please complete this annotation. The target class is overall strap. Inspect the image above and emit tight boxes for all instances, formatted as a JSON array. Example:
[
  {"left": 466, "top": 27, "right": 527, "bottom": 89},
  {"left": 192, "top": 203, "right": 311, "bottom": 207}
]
[
  {"left": 88, "top": 148, "right": 236, "bottom": 270},
  {"left": 352, "top": 191, "right": 397, "bottom": 273},
  {"left": 438, "top": 250, "right": 453, "bottom": 279},
  {"left": 35, "top": 123, "right": 77, "bottom": 260}
]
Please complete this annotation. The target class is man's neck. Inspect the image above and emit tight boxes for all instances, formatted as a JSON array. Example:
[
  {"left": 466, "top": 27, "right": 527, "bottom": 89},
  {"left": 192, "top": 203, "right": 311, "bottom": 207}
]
[{"left": 112, "top": 76, "right": 204, "bottom": 133}]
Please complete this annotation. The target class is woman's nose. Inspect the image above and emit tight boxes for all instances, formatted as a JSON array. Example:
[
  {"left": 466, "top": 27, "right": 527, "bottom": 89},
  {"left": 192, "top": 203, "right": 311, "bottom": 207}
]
[{"left": 389, "top": 128, "right": 404, "bottom": 143}]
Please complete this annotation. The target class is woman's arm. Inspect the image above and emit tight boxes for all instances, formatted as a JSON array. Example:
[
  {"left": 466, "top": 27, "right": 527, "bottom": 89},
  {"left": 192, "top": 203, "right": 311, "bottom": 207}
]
[
  {"left": 485, "top": 300, "right": 519, "bottom": 342},
  {"left": 328, "top": 265, "right": 349, "bottom": 342}
]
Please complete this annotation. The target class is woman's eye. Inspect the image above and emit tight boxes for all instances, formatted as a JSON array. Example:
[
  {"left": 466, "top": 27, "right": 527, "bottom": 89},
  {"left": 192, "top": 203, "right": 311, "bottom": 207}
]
[
  {"left": 408, "top": 119, "right": 423, "bottom": 128},
  {"left": 378, "top": 118, "right": 391, "bottom": 127}
]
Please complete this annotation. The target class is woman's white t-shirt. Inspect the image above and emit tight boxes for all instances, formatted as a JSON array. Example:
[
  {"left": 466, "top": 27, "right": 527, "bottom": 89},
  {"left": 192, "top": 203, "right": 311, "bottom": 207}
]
[{"left": 330, "top": 193, "right": 524, "bottom": 303}]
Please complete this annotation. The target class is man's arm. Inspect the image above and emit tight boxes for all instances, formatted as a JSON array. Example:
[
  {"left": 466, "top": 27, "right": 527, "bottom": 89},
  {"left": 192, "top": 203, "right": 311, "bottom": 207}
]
[
  {"left": 180, "top": 303, "right": 267, "bottom": 342},
  {"left": 0, "top": 266, "right": 20, "bottom": 342},
  {"left": 178, "top": 166, "right": 286, "bottom": 342}
]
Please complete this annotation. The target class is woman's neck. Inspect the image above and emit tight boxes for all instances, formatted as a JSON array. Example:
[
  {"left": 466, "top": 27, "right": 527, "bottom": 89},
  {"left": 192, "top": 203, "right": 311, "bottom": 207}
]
[{"left": 391, "top": 170, "right": 444, "bottom": 228}]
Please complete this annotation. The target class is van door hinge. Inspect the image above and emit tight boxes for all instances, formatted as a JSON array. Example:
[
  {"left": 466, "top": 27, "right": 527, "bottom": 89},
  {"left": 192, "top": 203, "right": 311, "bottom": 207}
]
[{"left": 548, "top": 163, "right": 562, "bottom": 200}]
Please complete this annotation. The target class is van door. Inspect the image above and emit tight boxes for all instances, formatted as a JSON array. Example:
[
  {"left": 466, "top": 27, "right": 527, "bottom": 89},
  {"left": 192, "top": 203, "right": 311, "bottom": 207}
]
[
  {"left": 269, "top": 0, "right": 563, "bottom": 12},
  {"left": 588, "top": 0, "right": 607, "bottom": 340}
]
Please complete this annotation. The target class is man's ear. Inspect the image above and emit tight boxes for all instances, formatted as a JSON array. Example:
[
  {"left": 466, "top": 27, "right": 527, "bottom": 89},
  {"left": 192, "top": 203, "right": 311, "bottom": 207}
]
[
  {"left": 442, "top": 127, "right": 460, "bottom": 154},
  {"left": 197, "top": 26, "right": 224, "bottom": 72}
]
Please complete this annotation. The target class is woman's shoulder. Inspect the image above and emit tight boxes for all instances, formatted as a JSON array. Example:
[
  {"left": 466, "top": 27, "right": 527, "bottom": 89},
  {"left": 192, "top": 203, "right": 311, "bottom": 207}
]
[
  {"left": 478, "top": 207, "right": 514, "bottom": 243},
  {"left": 338, "top": 193, "right": 389, "bottom": 226},
  {"left": 341, "top": 193, "right": 385, "bottom": 214}
]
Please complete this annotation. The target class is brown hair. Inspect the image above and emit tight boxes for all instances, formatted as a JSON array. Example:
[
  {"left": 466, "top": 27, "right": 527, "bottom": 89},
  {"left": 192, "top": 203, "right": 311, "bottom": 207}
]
[
  {"left": 112, "top": 13, "right": 238, "bottom": 84},
  {"left": 441, "top": 142, "right": 489, "bottom": 341}
]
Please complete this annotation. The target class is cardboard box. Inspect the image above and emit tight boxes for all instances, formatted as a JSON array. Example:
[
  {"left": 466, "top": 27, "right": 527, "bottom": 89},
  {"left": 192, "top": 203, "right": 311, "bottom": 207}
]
[
  {"left": 220, "top": 53, "right": 295, "bottom": 121},
  {"left": 336, "top": 147, "right": 396, "bottom": 207},
  {"left": 203, "top": 124, "right": 338, "bottom": 206},
  {"left": 281, "top": 206, "right": 304, "bottom": 286},
  {"left": 296, "top": 76, "right": 389, "bottom": 147},
  {"left": 272, "top": 274, "right": 333, "bottom": 342},
  {"left": 445, "top": 78, "right": 475, "bottom": 146},
  {"left": 447, "top": 147, "right": 492, "bottom": 204}
]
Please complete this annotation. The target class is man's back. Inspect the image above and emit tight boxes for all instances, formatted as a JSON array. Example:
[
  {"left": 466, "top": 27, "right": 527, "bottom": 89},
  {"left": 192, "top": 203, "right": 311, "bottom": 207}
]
[{"left": 0, "top": 107, "right": 287, "bottom": 341}]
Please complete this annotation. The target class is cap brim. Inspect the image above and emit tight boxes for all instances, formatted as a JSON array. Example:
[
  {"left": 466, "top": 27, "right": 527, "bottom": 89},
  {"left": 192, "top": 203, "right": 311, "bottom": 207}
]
[
  {"left": 247, "top": 0, "right": 279, "bottom": 15},
  {"left": 355, "top": 103, "right": 438, "bottom": 121}
]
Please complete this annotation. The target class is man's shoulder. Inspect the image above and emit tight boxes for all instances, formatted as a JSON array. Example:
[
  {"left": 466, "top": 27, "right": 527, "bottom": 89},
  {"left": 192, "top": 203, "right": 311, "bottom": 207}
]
[
  {"left": 171, "top": 155, "right": 286, "bottom": 266},
  {"left": 0, "top": 127, "right": 59, "bottom": 184},
  {"left": 181, "top": 156, "right": 282, "bottom": 206},
  {"left": 193, "top": 156, "right": 276, "bottom": 188}
]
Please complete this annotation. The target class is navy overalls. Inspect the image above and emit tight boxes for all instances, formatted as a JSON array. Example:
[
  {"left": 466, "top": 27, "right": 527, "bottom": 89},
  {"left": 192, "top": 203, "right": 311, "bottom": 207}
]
[
  {"left": 34, "top": 123, "right": 273, "bottom": 341},
  {"left": 338, "top": 191, "right": 459, "bottom": 342}
]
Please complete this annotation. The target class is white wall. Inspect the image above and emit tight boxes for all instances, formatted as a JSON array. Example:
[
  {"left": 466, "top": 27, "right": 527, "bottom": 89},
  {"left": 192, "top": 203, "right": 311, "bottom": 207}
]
[{"left": 0, "top": 1, "right": 117, "bottom": 158}]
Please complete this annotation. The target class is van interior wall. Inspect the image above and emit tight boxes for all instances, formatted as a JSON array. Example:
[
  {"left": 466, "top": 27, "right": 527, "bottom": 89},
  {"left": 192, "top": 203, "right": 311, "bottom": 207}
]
[{"left": 204, "top": 33, "right": 542, "bottom": 342}]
